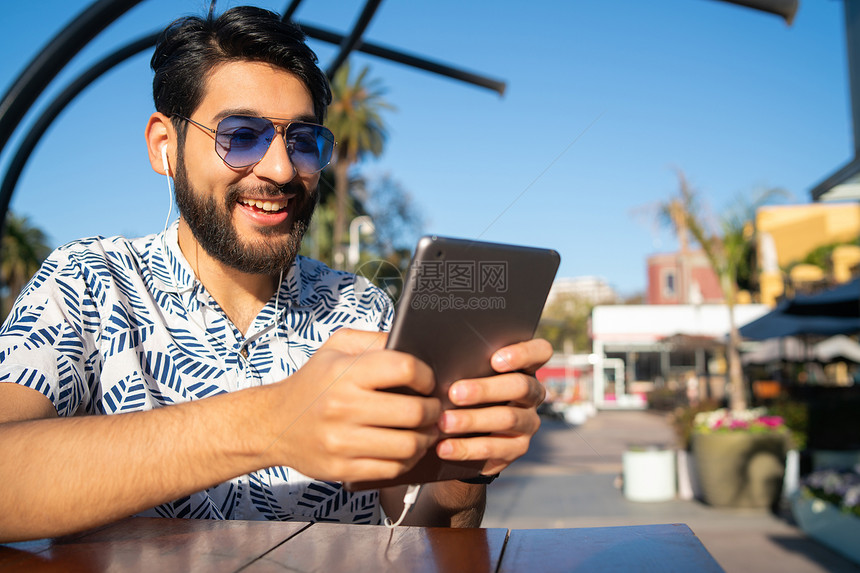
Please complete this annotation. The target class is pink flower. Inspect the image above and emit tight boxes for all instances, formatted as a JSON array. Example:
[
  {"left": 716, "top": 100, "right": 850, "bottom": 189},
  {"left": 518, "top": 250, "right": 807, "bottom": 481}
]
[
  {"left": 758, "top": 416, "right": 784, "bottom": 428},
  {"left": 693, "top": 408, "right": 787, "bottom": 435}
]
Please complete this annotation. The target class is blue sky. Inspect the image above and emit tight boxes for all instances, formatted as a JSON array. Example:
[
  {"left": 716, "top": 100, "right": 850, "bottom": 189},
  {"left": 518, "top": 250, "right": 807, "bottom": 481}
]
[{"left": 0, "top": 0, "right": 850, "bottom": 296}]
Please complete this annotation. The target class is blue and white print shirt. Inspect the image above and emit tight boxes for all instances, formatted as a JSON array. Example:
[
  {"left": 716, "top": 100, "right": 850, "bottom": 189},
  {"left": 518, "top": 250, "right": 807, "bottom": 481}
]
[{"left": 0, "top": 222, "right": 394, "bottom": 524}]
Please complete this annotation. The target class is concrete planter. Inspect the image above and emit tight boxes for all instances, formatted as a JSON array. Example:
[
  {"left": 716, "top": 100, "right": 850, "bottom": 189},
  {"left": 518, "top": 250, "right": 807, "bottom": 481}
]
[
  {"left": 691, "top": 432, "right": 787, "bottom": 508},
  {"left": 791, "top": 492, "right": 860, "bottom": 566},
  {"left": 622, "top": 447, "right": 676, "bottom": 502}
]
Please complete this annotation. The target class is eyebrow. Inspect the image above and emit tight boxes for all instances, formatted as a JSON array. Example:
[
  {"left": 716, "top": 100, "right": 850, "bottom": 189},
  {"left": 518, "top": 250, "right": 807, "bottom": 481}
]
[{"left": 212, "top": 108, "right": 320, "bottom": 125}]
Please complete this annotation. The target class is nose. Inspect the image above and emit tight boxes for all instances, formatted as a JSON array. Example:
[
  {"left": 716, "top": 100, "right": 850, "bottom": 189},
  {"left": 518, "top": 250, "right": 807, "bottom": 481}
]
[{"left": 252, "top": 130, "right": 297, "bottom": 186}]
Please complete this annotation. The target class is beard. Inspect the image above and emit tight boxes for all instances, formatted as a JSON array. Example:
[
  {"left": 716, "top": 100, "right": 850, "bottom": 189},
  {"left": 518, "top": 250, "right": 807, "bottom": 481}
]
[{"left": 172, "top": 152, "right": 317, "bottom": 275}]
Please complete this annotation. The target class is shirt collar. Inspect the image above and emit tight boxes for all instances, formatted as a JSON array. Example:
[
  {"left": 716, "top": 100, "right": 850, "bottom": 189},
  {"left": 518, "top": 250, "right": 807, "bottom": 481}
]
[
  {"left": 151, "top": 221, "right": 197, "bottom": 294},
  {"left": 152, "top": 221, "right": 314, "bottom": 310}
]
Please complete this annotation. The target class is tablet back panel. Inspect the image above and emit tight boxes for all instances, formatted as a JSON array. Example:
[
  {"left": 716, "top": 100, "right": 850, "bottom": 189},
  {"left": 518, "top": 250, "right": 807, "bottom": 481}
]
[{"left": 346, "top": 235, "right": 560, "bottom": 490}]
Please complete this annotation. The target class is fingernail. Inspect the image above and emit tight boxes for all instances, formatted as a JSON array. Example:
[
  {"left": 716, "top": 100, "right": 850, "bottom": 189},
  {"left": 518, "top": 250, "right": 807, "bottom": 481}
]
[
  {"left": 450, "top": 383, "right": 465, "bottom": 402},
  {"left": 492, "top": 351, "right": 511, "bottom": 369},
  {"left": 438, "top": 441, "right": 453, "bottom": 457}
]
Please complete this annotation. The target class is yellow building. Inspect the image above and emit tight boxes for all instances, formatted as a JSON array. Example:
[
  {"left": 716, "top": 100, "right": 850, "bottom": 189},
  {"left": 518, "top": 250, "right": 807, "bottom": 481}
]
[{"left": 756, "top": 203, "right": 860, "bottom": 306}]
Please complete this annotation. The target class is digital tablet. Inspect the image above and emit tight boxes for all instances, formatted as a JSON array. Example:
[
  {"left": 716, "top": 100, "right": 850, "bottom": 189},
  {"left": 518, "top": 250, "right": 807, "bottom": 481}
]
[{"left": 345, "top": 235, "right": 560, "bottom": 490}]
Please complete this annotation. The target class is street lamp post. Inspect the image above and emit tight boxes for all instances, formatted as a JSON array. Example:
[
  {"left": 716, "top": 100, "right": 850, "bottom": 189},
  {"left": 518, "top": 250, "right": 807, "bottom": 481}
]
[{"left": 348, "top": 215, "right": 375, "bottom": 270}]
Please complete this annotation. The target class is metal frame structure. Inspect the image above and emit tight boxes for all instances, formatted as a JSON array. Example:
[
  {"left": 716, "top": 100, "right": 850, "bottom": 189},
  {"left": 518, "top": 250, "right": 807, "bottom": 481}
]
[
  {"left": 0, "top": 0, "right": 506, "bottom": 239},
  {"left": 0, "top": 0, "right": 798, "bottom": 238}
]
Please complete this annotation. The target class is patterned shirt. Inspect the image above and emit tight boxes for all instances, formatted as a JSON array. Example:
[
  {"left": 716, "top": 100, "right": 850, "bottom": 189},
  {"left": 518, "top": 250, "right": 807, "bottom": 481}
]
[{"left": 0, "top": 222, "right": 394, "bottom": 524}]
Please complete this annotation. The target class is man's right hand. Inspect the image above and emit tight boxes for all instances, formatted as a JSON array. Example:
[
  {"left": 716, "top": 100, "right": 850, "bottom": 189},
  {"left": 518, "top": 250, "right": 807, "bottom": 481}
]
[
  {"left": 0, "top": 328, "right": 439, "bottom": 542},
  {"left": 261, "top": 328, "right": 441, "bottom": 483}
]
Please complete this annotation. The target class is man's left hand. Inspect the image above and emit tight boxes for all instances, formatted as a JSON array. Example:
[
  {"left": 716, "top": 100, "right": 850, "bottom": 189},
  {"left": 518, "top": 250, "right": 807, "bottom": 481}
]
[{"left": 435, "top": 338, "right": 552, "bottom": 476}]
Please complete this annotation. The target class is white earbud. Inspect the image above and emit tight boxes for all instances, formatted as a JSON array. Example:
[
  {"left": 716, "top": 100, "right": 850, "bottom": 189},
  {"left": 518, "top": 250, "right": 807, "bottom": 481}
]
[
  {"left": 161, "top": 145, "right": 170, "bottom": 175},
  {"left": 161, "top": 145, "right": 175, "bottom": 233}
]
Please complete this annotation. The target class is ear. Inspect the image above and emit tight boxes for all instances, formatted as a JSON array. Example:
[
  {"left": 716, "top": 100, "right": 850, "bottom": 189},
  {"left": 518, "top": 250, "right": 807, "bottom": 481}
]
[{"left": 145, "top": 112, "right": 174, "bottom": 176}]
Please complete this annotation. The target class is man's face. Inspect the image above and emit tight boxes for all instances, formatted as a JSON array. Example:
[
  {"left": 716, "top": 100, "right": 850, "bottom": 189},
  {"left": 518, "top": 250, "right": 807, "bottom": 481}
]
[{"left": 173, "top": 61, "right": 321, "bottom": 275}]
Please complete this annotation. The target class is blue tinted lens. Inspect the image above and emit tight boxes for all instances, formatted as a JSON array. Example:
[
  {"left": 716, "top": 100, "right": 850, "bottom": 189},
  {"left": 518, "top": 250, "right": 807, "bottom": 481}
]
[
  {"left": 284, "top": 123, "right": 335, "bottom": 174},
  {"left": 215, "top": 116, "right": 275, "bottom": 168},
  {"left": 214, "top": 116, "right": 334, "bottom": 173}
]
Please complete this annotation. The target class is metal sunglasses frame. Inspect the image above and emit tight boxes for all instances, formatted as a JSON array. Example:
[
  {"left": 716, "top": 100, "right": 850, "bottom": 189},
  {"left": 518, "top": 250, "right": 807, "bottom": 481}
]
[{"left": 173, "top": 114, "right": 336, "bottom": 173}]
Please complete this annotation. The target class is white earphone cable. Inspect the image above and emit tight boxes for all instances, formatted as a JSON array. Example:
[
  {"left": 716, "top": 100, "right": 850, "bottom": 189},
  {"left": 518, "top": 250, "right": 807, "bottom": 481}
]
[
  {"left": 162, "top": 147, "right": 174, "bottom": 233},
  {"left": 384, "top": 484, "right": 422, "bottom": 528}
]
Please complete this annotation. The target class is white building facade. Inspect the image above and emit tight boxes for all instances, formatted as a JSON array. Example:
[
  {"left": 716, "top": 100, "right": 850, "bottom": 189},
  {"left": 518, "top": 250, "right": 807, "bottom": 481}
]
[{"left": 589, "top": 304, "right": 770, "bottom": 408}]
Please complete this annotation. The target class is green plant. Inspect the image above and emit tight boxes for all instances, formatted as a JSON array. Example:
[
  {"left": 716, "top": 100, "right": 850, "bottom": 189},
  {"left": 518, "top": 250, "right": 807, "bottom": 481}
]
[
  {"left": 795, "top": 238, "right": 860, "bottom": 271},
  {"left": 768, "top": 399, "right": 809, "bottom": 450},
  {"left": 669, "top": 399, "right": 720, "bottom": 450},
  {"left": 646, "top": 387, "right": 685, "bottom": 412}
]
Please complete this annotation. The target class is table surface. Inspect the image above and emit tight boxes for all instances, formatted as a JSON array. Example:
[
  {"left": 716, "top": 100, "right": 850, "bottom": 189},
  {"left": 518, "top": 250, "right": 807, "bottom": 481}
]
[{"left": 0, "top": 518, "right": 724, "bottom": 572}]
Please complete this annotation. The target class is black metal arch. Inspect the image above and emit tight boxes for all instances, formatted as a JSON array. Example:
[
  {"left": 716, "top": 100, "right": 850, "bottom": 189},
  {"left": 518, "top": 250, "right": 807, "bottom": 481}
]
[
  {"left": 0, "top": 32, "right": 161, "bottom": 233},
  {"left": 0, "top": 0, "right": 146, "bottom": 162},
  {"left": 0, "top": 0, "right": 798, "bottom": 241},
  {"left": 0, "top": 0, "right": 506, "bottom": 239},
  {"left": 325, "top": 0, "right": 383, "bottom": 78}
]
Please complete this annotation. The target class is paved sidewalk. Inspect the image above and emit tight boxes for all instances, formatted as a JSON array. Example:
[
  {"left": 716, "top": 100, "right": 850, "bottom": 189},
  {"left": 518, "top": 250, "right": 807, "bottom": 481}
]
[{"left": 482, "top": 410, "right": 860, "bottom": 573}]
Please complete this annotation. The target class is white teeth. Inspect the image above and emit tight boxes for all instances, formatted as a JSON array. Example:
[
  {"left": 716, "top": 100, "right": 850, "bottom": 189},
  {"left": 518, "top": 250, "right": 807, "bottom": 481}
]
[{"left": 242, "top": 199, "right": 287, "bottom": 212}]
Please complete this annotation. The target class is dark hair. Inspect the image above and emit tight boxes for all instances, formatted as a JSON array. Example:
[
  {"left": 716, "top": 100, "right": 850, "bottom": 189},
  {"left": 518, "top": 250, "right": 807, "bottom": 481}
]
[{"left": 151, "top": 6, "right": 331, "bottom": 129}]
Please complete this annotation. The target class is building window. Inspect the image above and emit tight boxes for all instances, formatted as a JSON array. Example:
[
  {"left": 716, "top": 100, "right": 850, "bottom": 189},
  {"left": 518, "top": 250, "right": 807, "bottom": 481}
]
[{"left": 662, "top": 269, "right": 676, "bottom": 299}]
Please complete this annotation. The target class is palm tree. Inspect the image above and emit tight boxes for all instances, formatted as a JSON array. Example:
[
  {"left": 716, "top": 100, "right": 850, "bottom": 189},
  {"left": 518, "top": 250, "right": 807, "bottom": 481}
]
[
  {"left": 661, "top": 171, "right": 785, "bottom": 412},
  {"left": 326, "top": 62, "right": 393, "bottom": 269},
  {"left": 1, "top": 213, "right": 51, "bottom": 320}
]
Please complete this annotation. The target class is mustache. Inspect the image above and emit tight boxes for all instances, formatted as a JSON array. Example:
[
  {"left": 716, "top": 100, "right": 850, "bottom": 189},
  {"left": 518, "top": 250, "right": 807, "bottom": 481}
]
[{"left": 225, "top": 179, "right": 316, "bottom": 203}]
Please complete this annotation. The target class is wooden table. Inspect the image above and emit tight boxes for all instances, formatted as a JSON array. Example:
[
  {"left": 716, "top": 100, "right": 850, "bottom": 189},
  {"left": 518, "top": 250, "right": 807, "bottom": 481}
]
[{"left": 0, "top": 517, "right": 723, "bottom": 572}]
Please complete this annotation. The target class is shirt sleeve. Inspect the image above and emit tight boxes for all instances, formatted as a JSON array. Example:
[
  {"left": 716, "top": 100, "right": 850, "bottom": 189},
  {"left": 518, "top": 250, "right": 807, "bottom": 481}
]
[{"left": 0, "top": 248, "right": 96, "bottom": 416}]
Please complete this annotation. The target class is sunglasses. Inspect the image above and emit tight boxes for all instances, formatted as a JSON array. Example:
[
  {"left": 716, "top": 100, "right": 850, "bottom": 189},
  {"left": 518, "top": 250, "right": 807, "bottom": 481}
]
[{"left": 175, "top": 114, "right": 336, "bottom": 174}]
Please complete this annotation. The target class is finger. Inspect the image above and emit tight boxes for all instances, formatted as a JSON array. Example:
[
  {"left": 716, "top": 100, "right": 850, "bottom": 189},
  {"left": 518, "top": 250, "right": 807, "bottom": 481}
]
[
  {"left": 324, "top": 328, "right": 389, "bottom": 355},
  {"left": 490, "top": 338, "right": 553, "bottom": 374},
  {"left": 449, "top": 372, "right": 544, "bottom": 408},
  {"left": 436, "top": 433, "right": 532, "bottom": 470},
  {"left": 341, "top": 350, "right": 435, "bottom": 396},
  {"left": 321, "top": 426, "right": 439, "bottom": 462},
  {"left": 438, "top": 404, "right": 540, "bottom": 437},
  {"left": 316, "top": 455, "right": 429, "bottom": 484},
  {"left": 326, "top": 390, "right": 442, "bottom": 430}
]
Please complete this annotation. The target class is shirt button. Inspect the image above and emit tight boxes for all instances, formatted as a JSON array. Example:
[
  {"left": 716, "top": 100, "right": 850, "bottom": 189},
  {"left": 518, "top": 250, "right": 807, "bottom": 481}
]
[{"left": 240, "top": 346, "right": 249, "bottom": 359}]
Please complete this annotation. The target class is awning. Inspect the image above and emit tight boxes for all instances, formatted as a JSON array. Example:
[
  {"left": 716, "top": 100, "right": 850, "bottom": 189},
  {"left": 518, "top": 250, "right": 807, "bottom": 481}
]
[
  {"left": 783, "top": 277, "right": 860, "bottom": 318},
  {"left": 738, "top": 301, "right": 860, "bottom": 340}
]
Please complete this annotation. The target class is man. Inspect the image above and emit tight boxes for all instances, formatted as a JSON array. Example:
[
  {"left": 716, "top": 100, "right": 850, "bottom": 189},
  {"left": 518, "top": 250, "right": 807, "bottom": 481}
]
[{"left": 0, "top": 6, "right": 549, "bottom": 542}]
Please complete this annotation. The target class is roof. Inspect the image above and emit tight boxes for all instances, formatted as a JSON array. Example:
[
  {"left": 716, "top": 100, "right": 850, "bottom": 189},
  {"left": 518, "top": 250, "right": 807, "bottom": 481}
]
[
  {"left": 591, "top": 304, "right": 770, "bottom": 343},
  {"left": 810, "top": 158, "right": 860, "bottom": 202}
]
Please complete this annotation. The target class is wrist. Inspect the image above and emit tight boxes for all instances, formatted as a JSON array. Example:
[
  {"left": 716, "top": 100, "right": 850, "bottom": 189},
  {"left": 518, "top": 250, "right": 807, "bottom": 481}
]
[{"left": 238, "top": 383, "right": 291, "bottom": 467}]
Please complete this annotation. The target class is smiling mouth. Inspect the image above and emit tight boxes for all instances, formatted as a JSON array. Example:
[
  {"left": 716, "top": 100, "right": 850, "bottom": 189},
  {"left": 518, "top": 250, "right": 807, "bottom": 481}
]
[{"left": 238, "top": 196, "right": 295, "bottom": 213}]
